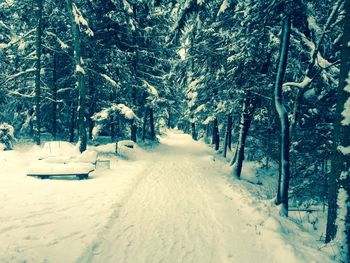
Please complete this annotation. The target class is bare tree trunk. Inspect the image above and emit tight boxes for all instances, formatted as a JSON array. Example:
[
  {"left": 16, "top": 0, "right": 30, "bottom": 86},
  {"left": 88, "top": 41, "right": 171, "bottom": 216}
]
[
  {"left": 230, "top": 143, "right": 239, "bottom": 166},
  {"left": 191, "top": 121, "right": 197, "bottom": 140},
  {"left": 167, "top": 109, "right": 171, "bottom": 128},
  {"left": 142, "top": 107, "right": 149, "bottom": 141},
  {"left": 212, "top": 117, "right": 219, "bottom": 151},
  {"left": 232, "top": 94, "right": 257, "bottom": 178},
  {"left": 34, "top": 0, "right": 43, "bottom": 145},
  {"left": 228, "top": 116, "right": 233, "bottom": 151},
  {"left": 52, "top": 51, "right": 58, "bottom": 140},
  {"left": 274, "top": 15, "right": 291, "bottom": 216},
  {"left": 110, "top": 91, "right": 116, "bottom": 140},
  {"left": 131, "top": 119, "right": 137, "bottom": 142},
  {"left": 69, "top": 101, "right": 76, "bottom": 143},
  {"left": 66, "top": 0, "right": 87, "bottom": 152},
  {"left": 88, "top": 75, "right": 95, "bottom": 140},
  {"left": 223, "top": 114, "right": 232, "bottom": 158},
  {"left": 205, "top": 123, "right": 210, "bottom": 143},
  {"left": 326, "top": 2, "right": 350, "bottom": 257},
  {"left": 149, "top": 108, "right": 155, "bottom": 141}
]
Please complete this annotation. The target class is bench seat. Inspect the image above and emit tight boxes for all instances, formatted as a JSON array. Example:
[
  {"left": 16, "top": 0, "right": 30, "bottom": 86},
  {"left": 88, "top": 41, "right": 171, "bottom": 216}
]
[{"left": 27, "top": 162, "right": 95, "bottom": 180}]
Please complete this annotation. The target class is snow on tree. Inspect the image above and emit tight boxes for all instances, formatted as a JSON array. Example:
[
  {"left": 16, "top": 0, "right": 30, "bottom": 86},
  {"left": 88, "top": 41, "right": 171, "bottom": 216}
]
[{"left": 0, "top": 123, "right": 15, "bottom": 150}]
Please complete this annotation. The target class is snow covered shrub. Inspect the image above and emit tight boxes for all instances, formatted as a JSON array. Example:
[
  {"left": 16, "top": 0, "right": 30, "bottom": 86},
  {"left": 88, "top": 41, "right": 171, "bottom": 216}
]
[{"left": 0, "top": 123, "right": 15, "bottom": 150}]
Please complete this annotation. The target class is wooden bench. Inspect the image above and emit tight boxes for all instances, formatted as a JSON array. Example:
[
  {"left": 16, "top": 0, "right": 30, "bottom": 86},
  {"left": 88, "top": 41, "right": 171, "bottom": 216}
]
[
  {"left": 27, "top": 172, "right": 92, "bottom": 180},
  {"left": 26, "top": 162, "right": 95, "bottom": 180}
]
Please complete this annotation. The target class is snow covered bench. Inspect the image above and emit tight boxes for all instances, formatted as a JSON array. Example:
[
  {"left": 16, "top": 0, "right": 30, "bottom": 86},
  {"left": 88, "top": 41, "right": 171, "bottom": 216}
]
[
  {"left": 27, "top": 141, "right": 98, "bottom": 179},
  {"left": 27, "top": 162, "right": 95, "bottom": 180}
]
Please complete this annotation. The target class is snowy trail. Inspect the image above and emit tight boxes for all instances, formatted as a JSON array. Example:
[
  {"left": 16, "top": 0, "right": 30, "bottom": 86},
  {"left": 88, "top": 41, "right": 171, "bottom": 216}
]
[
  {"left": 83, "top": 131, "right": 279, "bottom": 263},
  {"left": 0, "top": 130, "right": 332, "bottom": 263}
]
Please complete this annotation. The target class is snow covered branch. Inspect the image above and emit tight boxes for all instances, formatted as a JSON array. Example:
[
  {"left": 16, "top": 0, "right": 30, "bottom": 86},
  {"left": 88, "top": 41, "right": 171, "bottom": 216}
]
[
  {"left": 46, "top": 31, "right": 69, "bottom": 49},
  {"left": 92, "top": 103, "right": 138, "bottom": 122},
  {"left": 283, "top": 77, "right": 312, "bottom": 89},
  {"left": 0, "top": 68, "right": 36, "bottom": 86},
  {"left": 72, "top": 4, "right": 94, "bottom": 37},
  {"left": 101, "top": 74, "right": 118, "bottom": 87},
  {"left": 0, "top": 29, "right": 35, "bottom": 50},
  {"left": 217, "top": 0, "right": 229, "bottom": 16}
]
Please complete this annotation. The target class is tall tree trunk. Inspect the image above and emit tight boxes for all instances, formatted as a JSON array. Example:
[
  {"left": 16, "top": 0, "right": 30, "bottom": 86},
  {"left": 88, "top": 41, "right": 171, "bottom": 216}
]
[
  {"left": 66, "top": 0, "right": 87, "bottom": 152},
  {"left": 52, "top": 51, "right": 58, "bottom": 140},
  {"left": 216, "top": 128, "right": 220, "bottom": 151},
  {"left": 274, "top": 15, "right": 291, "bottom": 216},
  {"left": 149, "top": 107, "right": 155, "bottom": 141},
  {"left": 34, "top": 0, "right": 43, "bottom": 145},
  {"left": 228, "top": 116, "right": 233, "bottom": 151},
  {"left": 88, "top": 75, "right": 95, "bottom": 140},
  {"left": 230, "top": 143, "right": 239, "bottom": 166},
  {"left": 212, "top": 117, "right": 219, "bottom": 151},
  {"left": 191, "top": 121, "right": 197, "bottom": 140},
  {"left": 167, "top": 109, "right": 171, "bottom": 128},
  {"left": 232, "top": 94, "right": 257, "bottom": 177},
  {"left": 205, "top": 123, "right": 210, "bottom": 143},
  {"left": 69, "top": 101, "right": 76, "bottom": 143},
  {"left": 223, "top": 114, "right": 232, "bottom": 158},
  {"left": 326, "top": 2, "right": 350, "bottom": 258},
  {"left": 110, "top": 91, "right": 116, "bottom": 140},
  {"left": 142, "top": 107, "right": 149, "bottom": 141},
  {"left": 211, "top": 120, "right": 216, "bottom": 145},
  {"left": 116, "top": 116, "right": 120, "bottom": 139},
  {"left": 131, "top": 119, "right": 137, "bottom": 142}
]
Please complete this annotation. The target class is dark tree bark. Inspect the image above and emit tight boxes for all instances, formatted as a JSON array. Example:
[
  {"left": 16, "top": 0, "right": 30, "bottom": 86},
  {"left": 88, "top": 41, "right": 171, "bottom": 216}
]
[
  {"left": 52, "top": 51, "right": 58, "bottom": 140},
  {"left": 191, "top": 121, "right": 197, "bottom": 140},
  {"left": 110, "top": 116, "right": 116, "bottom": 140},
  {"left": 34, "top": 0, "right": 43, "bottom": 145},
  {"left": 223, "top": 114, "right": 232, "bottom": 158},
  {"left": 326, "top": 1, "right": 350, "bottom": 254},
  {"left": 274, "top": 15, "right": 291, "bottom": 216},
  {"left": 230, "top": 143, "right": 239, "bottom": 166},
  {"left": 149, "top": 108, "right": 155, "bottom": 141},
  {"left": 228, "top": 117, "right": 233, "bottom": 151},
  {"left": 131, "top": 119, "right": 137, "bottom": 142},
  {"left": 66, "top": 0, "right": 87, "bottom": 152},
  {"left": 142, "top": 107, "right": 149, "bottom": 141},
  {"left": 212, "top": 117, "right": 219, "bottom": 151},
  {"left": 232, "top": 93, "right": 257, "bottom": 177},
  {"left": 69, "top": 101, "right": 76, "bottom": 143},
  {"left": 110, "top": 91, "right": 116, "bottom": 140},
  {"left": 205, "top": 123, "right": 210, "bottom": 143},
  {"left": 167, "top": 109, "right": 171, "bottom": 128},
  {"left": 88, "top": 75, "right": 95, "bottom": 140}
]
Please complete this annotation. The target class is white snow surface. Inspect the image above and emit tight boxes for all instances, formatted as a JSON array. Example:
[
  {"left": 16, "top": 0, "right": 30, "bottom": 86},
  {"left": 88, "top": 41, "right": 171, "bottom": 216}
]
[{"left": 0, "top": 131, "right": 335, "bottom": 263}]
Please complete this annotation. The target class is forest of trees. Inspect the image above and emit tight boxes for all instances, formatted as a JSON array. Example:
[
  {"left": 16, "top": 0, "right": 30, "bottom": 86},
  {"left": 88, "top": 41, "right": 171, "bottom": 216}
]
[{"left": 0, "top": 0, "right": 349, "bottom": 260}]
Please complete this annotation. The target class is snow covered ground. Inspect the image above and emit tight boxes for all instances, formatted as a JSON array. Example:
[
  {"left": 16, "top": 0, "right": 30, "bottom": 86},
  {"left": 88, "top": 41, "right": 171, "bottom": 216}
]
[{"left": 0, "top": 130, "right": 335, "bottom": 263}]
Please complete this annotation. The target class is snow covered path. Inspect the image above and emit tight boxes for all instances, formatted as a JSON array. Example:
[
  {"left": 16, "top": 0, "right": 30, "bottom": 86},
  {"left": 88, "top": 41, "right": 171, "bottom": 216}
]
[
  {"left": 0, "top": 130, "right": 333, "bottom": 263},
  {"left": 82, "top": 131, "right": 284, "bottom": 263}
]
